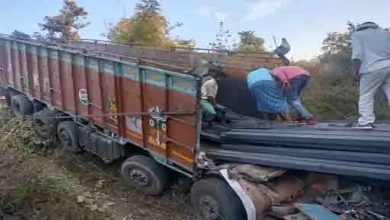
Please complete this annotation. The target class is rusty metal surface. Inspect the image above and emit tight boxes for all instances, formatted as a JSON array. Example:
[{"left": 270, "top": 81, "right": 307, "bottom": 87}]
[
  {"left": 229, "top": 164, "right": 286, "bottom": 183},
  {"left": 0, "top": 36, "right": 201, "bottom": 175}
]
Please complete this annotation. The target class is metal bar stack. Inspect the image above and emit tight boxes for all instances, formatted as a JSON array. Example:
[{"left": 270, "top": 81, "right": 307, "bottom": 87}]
[{"left": 205, "top": 122, "right": 390, "bottom": 181}]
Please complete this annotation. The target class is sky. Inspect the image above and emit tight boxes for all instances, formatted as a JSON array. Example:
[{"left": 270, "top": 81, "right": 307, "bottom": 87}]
[{"left": 0, "top": 0, "right": 389, "bottom": 60}]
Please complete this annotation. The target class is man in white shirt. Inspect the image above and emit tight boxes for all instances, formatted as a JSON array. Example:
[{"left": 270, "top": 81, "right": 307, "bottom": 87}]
[
  {"left": 200, "top": 73, "right": 221, "bottom": 125},
  {"left": 351, "top": 22, "right": 390, "bottom": 130}
]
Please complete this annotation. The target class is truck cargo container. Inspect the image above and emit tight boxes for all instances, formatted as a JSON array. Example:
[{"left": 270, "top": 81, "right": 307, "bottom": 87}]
[{"left": 0, "top": 34, "right": 389, "bottom": 220}]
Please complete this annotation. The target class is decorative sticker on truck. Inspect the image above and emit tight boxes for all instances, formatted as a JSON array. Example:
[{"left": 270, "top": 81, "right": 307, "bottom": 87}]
[
  {"left": 147, "top": 106, "right": 167, "bottom": 150},
  {"left": 106, "top": 97, "right": 118, "bottom": 125},
  {"left": 125, "top": 116, "right": 143, "bottom": 136},
  {"left": 78, "top": 89, "right": 89, "bottom": 105}
]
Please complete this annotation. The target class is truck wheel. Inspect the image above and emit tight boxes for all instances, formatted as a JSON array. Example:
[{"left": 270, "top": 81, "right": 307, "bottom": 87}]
[
  {"left": 191, "top": 177, "right": 246, "bottom": 220},
  {"left": 33, "top": 109, "right": 58, "bottom": 138},
  {"left": 11, "top": 95, "right": 33, "bottom": 116},
  {"left": 57, "top": 121, "right": 81, "bottom": 152},
  {"left": 4, "top": 89, "right": 12, "bottom": 107},
  {"left": 121, "top": 155, "right": 169, "bottom": 195}
]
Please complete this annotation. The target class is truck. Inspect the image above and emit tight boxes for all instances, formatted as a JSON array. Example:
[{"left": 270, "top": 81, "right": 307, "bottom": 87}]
[{"left": 0, "top": 34, "right": 389, "bottom": 220}]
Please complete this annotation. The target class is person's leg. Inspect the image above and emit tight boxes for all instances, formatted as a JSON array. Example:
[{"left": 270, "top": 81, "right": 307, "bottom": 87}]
[
  {"left": 286, "top": 76, "right": 312, "bottom": 119},
  {"left": 200, "top": 100, "right": 216, "bottom": 122},
  {"left": 358, "top": 71, "right": 386, "bottom": 125},
  {"left": 382, "top": 67, "right": 390, "bottom": 106}
]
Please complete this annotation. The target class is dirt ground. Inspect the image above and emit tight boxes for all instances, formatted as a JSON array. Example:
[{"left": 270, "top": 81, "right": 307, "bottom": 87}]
[{"left": 0, "top": 109, "right": 198, "bottom": 220}]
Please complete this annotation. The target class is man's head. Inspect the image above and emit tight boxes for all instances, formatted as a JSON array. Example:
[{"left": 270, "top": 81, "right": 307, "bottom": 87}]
[{"left": 356, "top": 22, "right": 379, "bottom": 32}]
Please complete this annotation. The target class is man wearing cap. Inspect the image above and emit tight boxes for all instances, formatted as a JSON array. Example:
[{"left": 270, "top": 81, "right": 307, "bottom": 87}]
[{"left": 351, "top": 22, "right": 390, "bottom": 130}]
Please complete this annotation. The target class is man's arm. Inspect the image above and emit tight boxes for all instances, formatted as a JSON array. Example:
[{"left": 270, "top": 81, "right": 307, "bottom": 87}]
[
  {"left": 351, "top": 34, "right": 363, "bottom": 80},
  {"left": 352, "top": 59, "right": 362, "bottom": 80}
]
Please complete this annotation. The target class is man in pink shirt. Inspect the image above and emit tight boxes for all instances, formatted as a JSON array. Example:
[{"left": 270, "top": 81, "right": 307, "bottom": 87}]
[{"left": 271, "top": 66, "right": 315, "bottom": 124}]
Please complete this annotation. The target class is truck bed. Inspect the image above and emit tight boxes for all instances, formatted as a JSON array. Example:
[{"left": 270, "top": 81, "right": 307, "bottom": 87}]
[{"left": 201, "top": 117, "right": 390, "bottom": 181}]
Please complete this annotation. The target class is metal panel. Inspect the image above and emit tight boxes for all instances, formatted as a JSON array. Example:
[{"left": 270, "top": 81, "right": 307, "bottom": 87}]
[
  {"left": 48, "top": 49, "right": 62, "bottom": 108},
  {"left": 101, "top": 60, "right": 119, "bottom": 133},
  {"left": 120, "top": 63, "right": 144, "bottom": 145},
  {"left": 11, "top": 41, "right": 21, "bottom": 90},
  {"left": 60, "top": 51, "right": 76, "bottom": 113},
  {"left": 18, "top": 43, "right": 29, "bottom": 93},
  {"left": 0, "top": 39, "right": 8, "bottom": 84},
  {"left": 38, "top": 47, "right": 51, "bottom": 103},
  {"left": 5, "top": 40, "right": 14, "bottom": 87},
  {"left": 26, "top": 45, "right": 41, "bottom": 98},
  {"left": 72, "top": 54, "right": 89, "bottom": 116},
  {"left": 86, "top": 57, "right": 104, "bottom": 127}
]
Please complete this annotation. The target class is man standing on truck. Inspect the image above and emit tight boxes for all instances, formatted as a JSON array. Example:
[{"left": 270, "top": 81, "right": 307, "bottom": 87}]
[
  {"left": 201, "top": 72, "right": 222, "bottom": 126},
  {"left": 351, "top": 22, "right": 390, "bottom": 130},
  {"left": 271, "top": 66, "right": 316, "bottom": 124}
]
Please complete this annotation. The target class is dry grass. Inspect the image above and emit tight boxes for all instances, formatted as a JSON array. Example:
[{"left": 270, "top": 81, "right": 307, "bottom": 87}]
[{"left": 0, "top": 109, "right": 115, "bottom": 220}]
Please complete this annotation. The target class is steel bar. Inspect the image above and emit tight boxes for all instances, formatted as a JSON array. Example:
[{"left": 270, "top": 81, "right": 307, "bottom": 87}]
[
  {"left": 221, "top": 144, "right": 390, "bottom": 165},
  {"left": 206, "top": 149, "right": 390, "bottom": 180}
]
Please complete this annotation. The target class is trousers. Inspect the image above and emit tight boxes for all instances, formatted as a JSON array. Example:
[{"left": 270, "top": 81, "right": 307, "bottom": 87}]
[
  {"left": 358, "top": 66, "right": 390, "bottom": 125},
  {"left": 285, "top": 75, "right": 312, "bottom": 119}
]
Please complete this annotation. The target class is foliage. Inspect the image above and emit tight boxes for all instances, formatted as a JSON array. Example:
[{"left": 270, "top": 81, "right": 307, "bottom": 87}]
[
  {"left": 237, "top": 30, "right": 265, "bottom": 53},
  {"left": 301, "top": 22, "right": 390, "bottom": 120},
  {"left": 209, "top": 22, "right": 234, "bottom": 52},
  {"left": 39, "top": 0, "right": 89, "bottom": 41},
  {"left": 107, "top": 0, "right": 192, "bottom": 48}
]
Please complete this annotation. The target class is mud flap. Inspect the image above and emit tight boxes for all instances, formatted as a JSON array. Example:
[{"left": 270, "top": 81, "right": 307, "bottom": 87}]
[{"left": 220, "top": 169, "right": 256, "bottom": 220}]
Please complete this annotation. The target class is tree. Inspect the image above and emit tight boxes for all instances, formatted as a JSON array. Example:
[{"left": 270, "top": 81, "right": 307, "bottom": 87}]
[
  {"left": 209, "top": 22, "right": 234, "bottom": 52},
  {"left": 39, "top": 0, "right": 89, "bottom": 41},
  {"left": 107, "top": 0, "right": 189, "bottom": 47},
  {"left": 237, "top": 30, "right": 265, "bottom": 53}
]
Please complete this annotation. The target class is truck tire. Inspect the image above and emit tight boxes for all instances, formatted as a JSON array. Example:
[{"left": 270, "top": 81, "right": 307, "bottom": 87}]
[
  {"left": 33, "top": 109, "right": 58, "bottom": 138},
  {"left": 121, "top": 155, "right": 169, "bottom": 195},
  {"left": 57, "top": 121, "right": 81, "bottom": 152},
  {"left": 11, "top": 95, "right": 33, "bottom": 116},
  {"left": 191, "top": 177, "right": 246, "bottom": 220},
  {"left": 4, "top": 89, "right": 12, "bottom": 107}
]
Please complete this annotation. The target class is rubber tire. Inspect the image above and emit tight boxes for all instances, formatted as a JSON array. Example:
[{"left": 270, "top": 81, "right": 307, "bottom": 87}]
[
  {"left": 11, "top": 95, "right": 33, "bottom": 116},
  {"left": 121, "top": 155, "right": 169, "bottom": 195},
  {"left": 57, "top": 121, "right": 81, "bottom": 152},
  {"left": 191, "top": 177, "right": 246, "bottom": 220},
  {"left": 33, "top": 109, "right": 58, "bottom": 138},
  {"left": 4, "top": 89, "right": 12, "bottom": 107}
]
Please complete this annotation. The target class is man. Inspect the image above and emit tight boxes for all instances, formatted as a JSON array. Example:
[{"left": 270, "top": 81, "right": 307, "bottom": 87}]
[
  {"left": 201, "top": 72, "right": 220, "bottom": 125},
  {"left": 247, "top": 68, "right": 290, "bottom": 121},
  {"left": 271, "top": 66, "right": 315, "bottom": 124},
  {"left": 274, "top": 38, "right": 291, "bottom": 66},
  {"left": 351, "top": 22, "right": 390, "bottom": 130}
]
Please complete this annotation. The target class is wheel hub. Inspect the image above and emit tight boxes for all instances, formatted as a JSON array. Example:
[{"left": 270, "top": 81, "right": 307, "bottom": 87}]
[
  {"left": 59, "top": 130, "right": 72, "bottom": 146},
  {"left": 129, "top": 169, "right": 150, "bottom": 186},
  {"left": 199, "top": 195, "right": 220, "bottom": 220}
]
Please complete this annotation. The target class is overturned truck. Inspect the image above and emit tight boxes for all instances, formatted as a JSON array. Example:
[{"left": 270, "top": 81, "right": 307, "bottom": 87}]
[{"left": 0, "top": 35, "right": 389, "bottom": 220}]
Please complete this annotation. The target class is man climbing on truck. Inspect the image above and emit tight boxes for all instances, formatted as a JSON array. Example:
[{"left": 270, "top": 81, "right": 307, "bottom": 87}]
[
  {"left": 246, "top": 67, "right": 290, "bottom": 121},
  {"left": 271, "top": 65, "right": 316, "bottom": 124},
  {"left": 351, "top": 21, "right": 390, "bottom": 130},
  {"left": 200, "top": 71, "right": 226, "bottom": 126}
]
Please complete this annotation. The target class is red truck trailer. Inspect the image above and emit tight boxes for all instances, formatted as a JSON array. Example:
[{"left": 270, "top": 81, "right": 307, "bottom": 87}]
[{"left": 1, "top": 35, "right": 389, "bottom": 220}]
